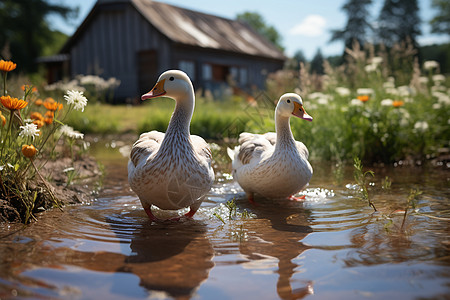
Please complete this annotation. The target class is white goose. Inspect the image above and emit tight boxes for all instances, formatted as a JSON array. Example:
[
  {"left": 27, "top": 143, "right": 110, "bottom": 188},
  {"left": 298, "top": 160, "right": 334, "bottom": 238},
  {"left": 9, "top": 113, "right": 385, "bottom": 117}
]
[
  {"left": 228, "top": 93, "right": 313, "bottom": 203},
  {"left": 128, "top": 70, "right": 214, "bottom": 222}
]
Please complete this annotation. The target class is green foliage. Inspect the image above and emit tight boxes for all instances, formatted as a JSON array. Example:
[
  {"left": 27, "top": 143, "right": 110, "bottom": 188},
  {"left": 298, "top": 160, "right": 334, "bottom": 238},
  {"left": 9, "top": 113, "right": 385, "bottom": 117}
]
[
  {"left": 0, "top": 0, "right": 77, "bottom": 72},
  {"left": 236, "top": 12, "right": 284, "bottom": 52},
  {"left": 353, "top": 157, "right": 377, "bottom": 211},
  {"left": 1, "top": 62, "right": 89, "bottom": 223},
  {"left": 377, "top": 0, "right": 421, "bottom": 47},
  {"left": 400, "top": 188, "right": 423, "bottom": 231},
  {"left": 330, "top": 0, "right": 373, "bottom": 49},
  {"left": 430, "top": 0, "right": 450, "bottom": 35}
]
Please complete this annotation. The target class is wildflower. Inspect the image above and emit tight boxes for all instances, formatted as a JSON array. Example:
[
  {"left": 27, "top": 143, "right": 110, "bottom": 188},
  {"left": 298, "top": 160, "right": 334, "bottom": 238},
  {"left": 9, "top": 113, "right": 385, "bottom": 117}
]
[
  {"left": 432, "top": 74, "right": 445, "bottom": 83},
  {"left": 383, "top": 81, "right": 395, "bottom": 89},
  {"left": 0, "top": 112, "right": 5, "bottom": 126},
  {"left": 33, "top": 119, "right": 45, "bottom": 128},
  {"left": 44, "top": 101, "right": 63, "bottom": 111},
  {"left": 335, "top": 87, "right": 350, "bottom": 97},
  {"left": 381, "top": 99, "right": 393, "bottom": 106},
  {"left": 357, "top": 88, "right": 374, "bottom": 96},
  {"left": 30, "top": 112, "right": 43, "bottom": 120},
  {"left": 45, "top": 97, "right": 55, "bottom": 104},
  {"left": 44, "top": 117, "right": 53, "bottom": 125},
  {"left": 21, "top": 85, "right": 38, "bottom": 93},
  {"left": 35, "top": 99, "right": 43, "bottom": 106},
  {"left": 414, "top": 121, "right": 429, "bottom": 132},
  {"left": 370, "top": 57, "right": 383, "bottom": 65},
  {"left": 423, "top": 60, "right": 439, "bottom": 71},
  {"left": 365, "top": 64, "right": 377, "bottom": 73},
  {"left": 357, "top": 95, "right": 370, "bottom": 102},
  {"left": 0, "top": 60, "right": 17, "bottom": 72},
  {"left": 350, "top": 99, "right": 363, "bottom": 106},
  {"left": 392, "top": 100, "right": 404, "bottom": 107},
  {"left": 59, "top": 124, "right": 84, "bottom": 139},
  {"left": 22, "top": 144, "right": 37, "bottom": 158},
  {"left": 19, "top": 123, "right": 40, "bottom": 140},
  {"left": 44, "top": 111, "right": 54, "bottom": 118},
  {"left": 64, "top": 90, "right": 88, "bottom": 112},
  {"left": 0, "top": 95, "right": 28, "bottom": 110}
]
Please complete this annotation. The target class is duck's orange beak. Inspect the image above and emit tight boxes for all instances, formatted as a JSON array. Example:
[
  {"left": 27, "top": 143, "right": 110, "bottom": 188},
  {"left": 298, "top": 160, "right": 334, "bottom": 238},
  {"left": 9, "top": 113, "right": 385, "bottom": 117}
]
[
  {"left": 141, "top": 79, "right": 166, "bottom": 100},
  {"left": 292, "top": 101, "right": 313, "bottom": 121}
]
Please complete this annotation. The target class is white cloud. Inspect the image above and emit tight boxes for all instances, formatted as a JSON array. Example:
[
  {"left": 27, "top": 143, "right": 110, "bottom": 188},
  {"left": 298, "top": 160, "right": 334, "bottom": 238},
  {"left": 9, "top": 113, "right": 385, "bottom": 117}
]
[{"left": 289, "top": 15, "right": 327, "bottom": 37}]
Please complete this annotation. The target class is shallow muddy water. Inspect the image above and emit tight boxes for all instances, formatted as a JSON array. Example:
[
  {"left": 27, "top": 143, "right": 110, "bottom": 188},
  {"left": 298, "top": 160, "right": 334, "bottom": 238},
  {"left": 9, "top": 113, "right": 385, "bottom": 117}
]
[{"left": 0, "top": 139, "right": 449, "bottom": 299}]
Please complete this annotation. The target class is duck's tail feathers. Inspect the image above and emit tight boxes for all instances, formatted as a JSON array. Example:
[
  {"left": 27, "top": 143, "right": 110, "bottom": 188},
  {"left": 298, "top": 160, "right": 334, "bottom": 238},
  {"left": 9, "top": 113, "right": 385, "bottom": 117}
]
[{"left": 227, "top": 146, "right": 240, "bottom": 161}]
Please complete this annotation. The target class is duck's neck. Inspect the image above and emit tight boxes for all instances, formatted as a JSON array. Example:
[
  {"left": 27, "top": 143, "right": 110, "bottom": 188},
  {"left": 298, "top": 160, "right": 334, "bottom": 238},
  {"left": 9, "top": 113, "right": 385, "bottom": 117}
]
[
  {"left": 275, "top": 113, "right": 296, "bottom": 151},
  {"left": 163, "top": 91, "right": 194, "bottom": 145}
]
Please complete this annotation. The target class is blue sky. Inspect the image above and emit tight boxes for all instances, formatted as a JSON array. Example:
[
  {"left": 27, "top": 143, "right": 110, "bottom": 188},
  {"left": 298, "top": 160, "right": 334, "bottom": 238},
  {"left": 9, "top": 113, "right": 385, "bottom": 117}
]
[{"left": 49, "top": 0, "right": 448, "bottom": 59}]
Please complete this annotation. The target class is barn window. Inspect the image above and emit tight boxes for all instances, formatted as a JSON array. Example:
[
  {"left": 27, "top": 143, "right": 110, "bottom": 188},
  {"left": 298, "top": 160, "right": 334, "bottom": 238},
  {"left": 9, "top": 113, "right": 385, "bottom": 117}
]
[
  {"left": 179, "top": 60, "right": 196, "bottom": 80},
  {"left": 202, "top": 64, "right": 212, "bottom": 80},
  {"left": 239, "top": 67, "right": 248, "bottom": 85}
]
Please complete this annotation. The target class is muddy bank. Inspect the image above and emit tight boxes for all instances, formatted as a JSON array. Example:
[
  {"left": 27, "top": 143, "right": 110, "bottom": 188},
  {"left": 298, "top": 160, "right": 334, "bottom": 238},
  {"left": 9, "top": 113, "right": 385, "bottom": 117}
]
[{"left": 0, "top": 156, "right": 102, "bottom": 223}]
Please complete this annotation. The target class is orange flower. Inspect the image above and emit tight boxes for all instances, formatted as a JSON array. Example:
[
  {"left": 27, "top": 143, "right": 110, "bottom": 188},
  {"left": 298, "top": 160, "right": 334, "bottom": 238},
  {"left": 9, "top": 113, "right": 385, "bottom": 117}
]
[
  {"left": 0, "top": 60, "right": 17, "bottom": 72},
  {"left": 44, "top": 117, "right": 53, "bottom": 125},
  {"left": 0, "top": 95, "right": 28, "bottom": 110},
  {"left": 33, "top": 119, "right": 45, "bottom": 128},
  {"left": 35, "top": 99, "right": 43, "bottom": 106},
  {"left": 357, "top": 95, "right": 370, "bottom": 102},
  {"left": 21, "top": 85, "right": 38, "bottom": 93},
  {"left": 392, "top": 100, "right": 404, "bottom": 107},
  {"left": 44, "top": 97, "right": 55, "bottom": 104},
  {"left": 0, "top": 113, "right": 5, "bottom": 126},
  {"left": 30, "top": 112, "right": 44, "bottom": 121},
  {"left": 44, "top": 101, "right": 62, "bottom": 111},
  {"left": 22, "top": 144, "right": 37, "bottom": 158},
  {"left": 44, "top": 111, "right": 54, "bottom": 118}
]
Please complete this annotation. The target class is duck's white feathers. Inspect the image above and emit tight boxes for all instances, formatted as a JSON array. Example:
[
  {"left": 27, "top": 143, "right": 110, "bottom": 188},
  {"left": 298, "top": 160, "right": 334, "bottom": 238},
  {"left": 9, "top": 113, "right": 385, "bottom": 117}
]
[{"left": 228, "top": 93, "right": 313, "bottom": 200}]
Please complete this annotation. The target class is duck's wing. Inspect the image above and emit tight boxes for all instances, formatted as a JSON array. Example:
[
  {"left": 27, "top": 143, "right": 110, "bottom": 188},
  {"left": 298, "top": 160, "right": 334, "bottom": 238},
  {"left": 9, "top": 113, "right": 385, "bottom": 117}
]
[
  {"left": 233, "top": 132, "right": 273, "bottom": 167},
  {"left": 295, "top": 140, "right": 309, "bottom": 160},
  {"left": 190, "top": 135, "right": 213, "bottom": 165},
  {"left": 129, "top": 131, "right": 164, "bottom": 168},
  {"left": 262, "top": 132, "right": 276, "bottom": 145}
]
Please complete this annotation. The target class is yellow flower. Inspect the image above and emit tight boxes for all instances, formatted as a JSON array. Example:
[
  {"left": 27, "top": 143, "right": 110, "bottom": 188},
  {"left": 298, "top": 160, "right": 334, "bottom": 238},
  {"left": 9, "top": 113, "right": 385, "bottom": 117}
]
[
  {"left": 22, "top": 144, "right": 37, "bottom": 158},
  {"left": 0, "top": 95, "right": 28, "bottom": 110},
  {"left": 0, "top": 60, "right": 17, "bottom": 72},
  {"left": 392, "top": 100, "right": 404, "bottom": 107},
  {"left": 357, "top": 95, "right": 370, "bottom": 102}
]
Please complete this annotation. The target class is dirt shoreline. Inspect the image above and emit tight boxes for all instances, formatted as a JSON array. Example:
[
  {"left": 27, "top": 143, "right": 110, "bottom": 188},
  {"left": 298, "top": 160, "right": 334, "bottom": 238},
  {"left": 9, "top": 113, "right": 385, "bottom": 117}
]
[{"left": 0, "top": 156, "right": 102, "bottom": 223}]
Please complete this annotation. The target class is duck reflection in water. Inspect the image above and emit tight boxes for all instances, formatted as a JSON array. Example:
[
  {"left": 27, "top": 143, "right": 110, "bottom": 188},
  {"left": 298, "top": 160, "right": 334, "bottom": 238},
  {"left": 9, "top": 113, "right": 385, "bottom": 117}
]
[
  {"left": 236, "top": 196, "right": 314, "bottom": 299},
  {"left": 107, "top": 215, "right": 214, "bottom": 298}
]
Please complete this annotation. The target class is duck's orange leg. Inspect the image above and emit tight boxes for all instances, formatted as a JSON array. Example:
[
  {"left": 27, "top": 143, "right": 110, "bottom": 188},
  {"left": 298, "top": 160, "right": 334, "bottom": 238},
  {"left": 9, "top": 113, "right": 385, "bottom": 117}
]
[
  {"left": 144, "top": 206, "right": 160, "bottom": 222},
  {"left": 289, "top": 195, "right": 306, "bottom": 201}
]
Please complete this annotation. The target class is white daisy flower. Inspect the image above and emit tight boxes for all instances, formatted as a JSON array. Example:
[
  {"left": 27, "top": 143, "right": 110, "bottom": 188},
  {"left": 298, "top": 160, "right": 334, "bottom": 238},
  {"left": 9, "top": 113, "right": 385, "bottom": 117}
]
[
  {"left": 19, "top": 123, "right": 40, "bottom": 140},
  {"left": 64, "top": 90, "right": 88, "bottom": 112},
  {"left": 59, "top": 125, "right": 84, "bottom": 139}
]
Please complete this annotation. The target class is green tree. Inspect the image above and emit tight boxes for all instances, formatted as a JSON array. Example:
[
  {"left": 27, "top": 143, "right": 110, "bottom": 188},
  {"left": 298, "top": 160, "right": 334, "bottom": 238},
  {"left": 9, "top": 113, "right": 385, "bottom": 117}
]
[
  {"left": 310, "top": 49, "right": 324, "bottom": 75},
  {"left": 330, "top": 0, "right": 373, "bottom": 50},
  {"left": 0, "top": 0, "right": 77, "bottom": 73},
  {"left": 430, "top": 0, "right": 450, "bottom": 36},
  {"left": 285, "top": 50, "right": 307, "bottom": 70},
  {"left": 236, "top": 12, "right": 284, "bottom": 52},
  {"left": 377, "top": 0, "right": 421, "bottom": 47}
]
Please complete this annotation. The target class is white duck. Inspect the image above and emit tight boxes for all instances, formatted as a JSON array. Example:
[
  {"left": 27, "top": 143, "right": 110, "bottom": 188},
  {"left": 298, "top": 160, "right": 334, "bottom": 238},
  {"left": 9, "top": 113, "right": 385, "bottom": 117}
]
[
  {"left": 128, "top": 70, "right": 214, "bottom": 222},
  {"left": 227, "top": 93, "right": 313, "bottom": 203}
]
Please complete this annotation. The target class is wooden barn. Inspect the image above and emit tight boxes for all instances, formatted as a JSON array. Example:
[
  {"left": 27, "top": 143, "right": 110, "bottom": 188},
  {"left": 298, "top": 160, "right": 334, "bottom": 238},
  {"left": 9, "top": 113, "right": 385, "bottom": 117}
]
[{"left": 47, "top": 0, "right": 286, "bottom": 102}]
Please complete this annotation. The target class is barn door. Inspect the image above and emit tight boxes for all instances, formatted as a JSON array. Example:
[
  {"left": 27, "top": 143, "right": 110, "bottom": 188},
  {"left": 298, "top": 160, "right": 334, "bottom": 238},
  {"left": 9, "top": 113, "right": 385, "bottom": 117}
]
[{"left": 138, "top": 50, "right": 158, "bottom": 96}]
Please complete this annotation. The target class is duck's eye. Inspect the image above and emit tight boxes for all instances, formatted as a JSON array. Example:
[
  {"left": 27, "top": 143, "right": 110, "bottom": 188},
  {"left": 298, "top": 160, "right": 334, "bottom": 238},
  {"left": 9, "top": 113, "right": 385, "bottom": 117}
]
[
  {"left": 287, "top": 99, "right": 291, "bottom": 103},
  {"left": 169, "top": 76, "right": 175, "bottom": 81}
]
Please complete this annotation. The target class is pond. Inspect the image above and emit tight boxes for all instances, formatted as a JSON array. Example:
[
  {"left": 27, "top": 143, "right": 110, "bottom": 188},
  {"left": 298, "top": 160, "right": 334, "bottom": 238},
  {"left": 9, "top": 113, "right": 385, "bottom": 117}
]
[{"left": 0, "top": 137, "right": 449, "bottom": 299}]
